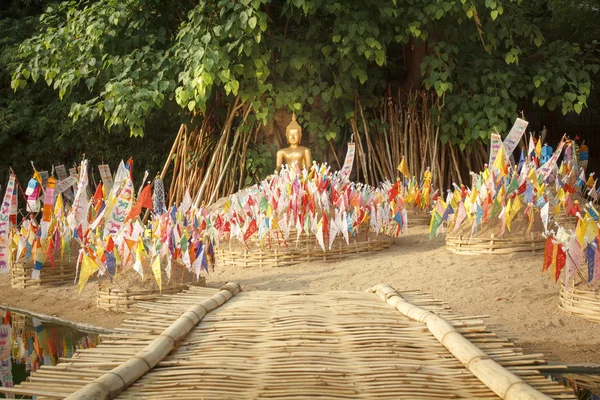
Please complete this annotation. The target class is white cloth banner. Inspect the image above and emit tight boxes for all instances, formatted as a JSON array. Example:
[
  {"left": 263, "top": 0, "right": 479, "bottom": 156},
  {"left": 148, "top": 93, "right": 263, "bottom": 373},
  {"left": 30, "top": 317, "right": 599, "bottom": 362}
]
[
  {"left": 502, "top": 118, "right": 529, "bottom": 161},
  {"left": 340, "top": 143, "right": 356, "bottom": 179}
]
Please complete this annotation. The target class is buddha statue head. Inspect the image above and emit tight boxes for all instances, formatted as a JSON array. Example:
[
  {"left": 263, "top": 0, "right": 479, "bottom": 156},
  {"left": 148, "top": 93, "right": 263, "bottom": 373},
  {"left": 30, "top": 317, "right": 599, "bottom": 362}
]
[{"left": 285, "top": 113, "right": 302, "bottom": 146}]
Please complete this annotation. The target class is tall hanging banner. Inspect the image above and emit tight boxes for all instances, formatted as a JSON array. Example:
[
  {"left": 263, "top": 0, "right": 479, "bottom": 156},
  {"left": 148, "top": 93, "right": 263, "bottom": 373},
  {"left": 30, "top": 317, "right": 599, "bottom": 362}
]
[
  {"left": 502, "top": 118, "right": 529, "bottom": 162},
  {"left": 67, "top": 160, "right": 89, "bottom": 230},
  {"left": 0, "top": 175, "right": 16, "bottom": 274},
  {"left": 104, "top": 179, "right": 134, "bottom": 236},
  {"left": 40, "top": 177, "right": 56, "bottom": 238},
  {"left": 98, "top": 164, "right": 113, "bottom": 194},
  {"left": 340, "top": 142, "right": 356, "bottom": 179},
  {"left": 488, "top": 132, "right": 503, "bottom": 166},
  {"left": 55, "top": 164, "right": 73, "bottom": 201}
]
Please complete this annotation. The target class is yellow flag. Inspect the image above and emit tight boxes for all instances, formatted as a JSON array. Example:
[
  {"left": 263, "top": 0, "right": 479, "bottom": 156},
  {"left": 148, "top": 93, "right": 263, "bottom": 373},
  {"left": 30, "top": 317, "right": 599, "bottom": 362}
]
[
  {"left": 482, "top": 167, "right": 490, "bottom": 181},
  {"left": 397, "top": 157, "right": 410, "bottom": 177},
  {"left": 506, "top": 198, "right": 513, "bottom": 231},
  {"left": 33, "top": 170, "right": 42, "bottom": 184},
  {"left": 587, "top": 175, "right": 595, "bottom": 188},
  {"left": 538, "top": 183, "right": 546, "bottom": 195},
  {"left": 224, "top": 199, "right": 231, "bottom": 213},
  {"left": 584, "top": 214, "right": 597, "bottom": 244},
  {"left": 512, "top": 194, "right": 522, "bottom": 215},
  {"left": 470, "top": 186, "right": 478, "bottom": 204},
  {"left": 575, "top": 218, "right": 588, "bottom": 247},
  {"left": 493, "top": 145, "right": 506, "bottom": 172},
  {"left": 535, "top": 138, "right": 542, "bottom": 158},
  {"left": 553, "top": 203, "right": 561, "bottom": 219},
  {"left": 54, "top": 194, "right": 64, "bottom": 218},
  {"left": 151, "top": 255, "right": 162, "bottom": 292},
  {"left": 78, "top": 254, "right": 99, "bottom": 293}
]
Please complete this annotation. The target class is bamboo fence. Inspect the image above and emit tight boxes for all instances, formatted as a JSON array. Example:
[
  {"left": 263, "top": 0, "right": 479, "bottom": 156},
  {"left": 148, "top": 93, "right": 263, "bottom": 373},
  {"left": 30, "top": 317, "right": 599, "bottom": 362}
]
[
  {"left": 10, "top": 256, "right": 79, "bottom": 289},
  {"left": 96, "top": 282, "right": 203, "bottom": 313},
  {"left": 559, "top": 281, "right": 600, "bottom": 323},
  {"left": 215, "top": 232, "right": 393, "bottom": 268},
  {"left": 1, "top": 284, "right": 575, "bottom": 399},
  {"left": 446, "top": 234, "right": 546, "bottom": 255},
  {"left": 96, "top": 265, "right": 207, "bottom": 312}
]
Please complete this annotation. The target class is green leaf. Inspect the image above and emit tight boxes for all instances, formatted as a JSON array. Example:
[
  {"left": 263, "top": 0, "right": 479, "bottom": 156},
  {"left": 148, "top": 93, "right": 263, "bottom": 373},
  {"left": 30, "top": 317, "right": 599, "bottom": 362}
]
[
  {"left": 491, "top": 10, "right": 498, "bottom": 20},
  {"left": 574, "top": 103, "right": 583, "bottom": 114},
  {"left": 248, "top": 16, "right": 257, "bottom": 29},
  {"left": 375, "top": 50, "right": 385, "bottom": 66},
  {"left": 534, "top": 36, "right": 542, "bottom": 47}
]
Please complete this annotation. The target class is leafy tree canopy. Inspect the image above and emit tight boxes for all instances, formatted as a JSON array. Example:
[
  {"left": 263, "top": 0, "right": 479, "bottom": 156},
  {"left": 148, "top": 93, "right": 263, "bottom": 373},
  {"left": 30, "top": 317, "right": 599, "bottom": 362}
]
[{"left": 11, "top": 0, "right": 599, "bottom": 151}]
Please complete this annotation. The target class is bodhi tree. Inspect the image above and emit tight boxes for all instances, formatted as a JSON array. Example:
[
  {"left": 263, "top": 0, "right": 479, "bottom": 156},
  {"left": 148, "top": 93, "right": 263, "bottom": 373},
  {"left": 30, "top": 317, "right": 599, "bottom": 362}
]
[{"left": 11, "top": 0, "right": 598, "bottom": 199}]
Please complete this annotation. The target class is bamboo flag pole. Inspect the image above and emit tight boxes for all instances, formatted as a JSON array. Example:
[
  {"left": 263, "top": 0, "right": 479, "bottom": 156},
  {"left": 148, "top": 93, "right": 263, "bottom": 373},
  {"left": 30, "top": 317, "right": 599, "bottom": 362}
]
[
  {"left": 64, "top": 282, "right": 242, "bottom": 400},
  {"left": 368, "top": 284, "right": 553, "bottom": 400}
]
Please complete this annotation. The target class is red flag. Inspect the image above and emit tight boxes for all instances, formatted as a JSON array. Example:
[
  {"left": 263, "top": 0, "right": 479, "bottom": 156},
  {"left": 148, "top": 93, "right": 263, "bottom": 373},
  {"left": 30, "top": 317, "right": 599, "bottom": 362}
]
[
  {"left": 126, "top": 157, "right": 134, "bottom": 180},
  {"left": 243, "top": 220, "right": 258, "bottom": 242},
  {"left": 517, "top": 182, "right": 527, "bottom": 195},
  {"left": 106, "top": 236, "right": 115, "bottom": 253},
  {"left": 126, "top": 184, "right": 152, "bottom": 222},
  {"left": 564, "top": 184, "right": 576, "bottom": 194}
]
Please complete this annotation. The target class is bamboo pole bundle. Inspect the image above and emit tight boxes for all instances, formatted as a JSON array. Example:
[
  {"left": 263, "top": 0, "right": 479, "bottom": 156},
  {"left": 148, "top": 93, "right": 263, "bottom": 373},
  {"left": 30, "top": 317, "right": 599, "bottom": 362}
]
[{"left": 368, "top": 284, "right": 554, "bottom": 400}]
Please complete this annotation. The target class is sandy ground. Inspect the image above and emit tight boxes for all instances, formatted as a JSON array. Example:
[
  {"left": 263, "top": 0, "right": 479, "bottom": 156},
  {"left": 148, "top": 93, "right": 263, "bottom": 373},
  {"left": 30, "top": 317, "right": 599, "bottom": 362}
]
[
  {"left": 1, "top": 225, "right": 598, "bottom": 364},
  {"left": 0, "top": 276, "right": 125, "bottom": 329}
]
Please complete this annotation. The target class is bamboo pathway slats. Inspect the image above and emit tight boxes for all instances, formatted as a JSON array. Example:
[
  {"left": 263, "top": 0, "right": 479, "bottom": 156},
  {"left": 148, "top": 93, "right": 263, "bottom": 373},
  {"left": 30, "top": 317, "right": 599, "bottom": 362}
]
[
  {"left": 446, "top": 234, "right": 546, "bottom": 255},
  {"left": 2, "top": 285, "right": 575, "bottom": 399},
  {"left": 559, "top": 282, "right": 600, "bottom": 323}
]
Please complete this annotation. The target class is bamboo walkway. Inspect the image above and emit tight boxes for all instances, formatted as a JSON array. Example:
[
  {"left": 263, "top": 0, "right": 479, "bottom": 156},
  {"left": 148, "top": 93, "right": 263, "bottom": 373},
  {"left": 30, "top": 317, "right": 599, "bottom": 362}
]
[{"left": 1, "top": 283, "right": 575, "bottom": 399}]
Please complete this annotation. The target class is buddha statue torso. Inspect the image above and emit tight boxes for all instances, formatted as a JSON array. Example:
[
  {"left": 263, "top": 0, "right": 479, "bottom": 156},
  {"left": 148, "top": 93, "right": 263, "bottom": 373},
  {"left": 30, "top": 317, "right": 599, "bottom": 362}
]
[{"left": 276, "top": 113, "right": 312, "bottom": 170}]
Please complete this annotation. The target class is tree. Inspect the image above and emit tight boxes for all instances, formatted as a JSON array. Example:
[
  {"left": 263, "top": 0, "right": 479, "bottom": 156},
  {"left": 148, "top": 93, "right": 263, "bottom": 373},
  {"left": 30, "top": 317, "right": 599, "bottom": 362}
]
[
  {"left": 10, "top": 0, "right": 599, "bottom": 193},
  {"left": 0, "top": 0, "right": 179, "bottom": 186}
]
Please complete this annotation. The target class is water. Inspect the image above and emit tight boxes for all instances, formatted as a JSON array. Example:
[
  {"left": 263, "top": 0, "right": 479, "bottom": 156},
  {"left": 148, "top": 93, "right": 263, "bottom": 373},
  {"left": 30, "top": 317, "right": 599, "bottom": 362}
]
[{"left": 0, "top": 310, "right": 99, "bottom": 399}]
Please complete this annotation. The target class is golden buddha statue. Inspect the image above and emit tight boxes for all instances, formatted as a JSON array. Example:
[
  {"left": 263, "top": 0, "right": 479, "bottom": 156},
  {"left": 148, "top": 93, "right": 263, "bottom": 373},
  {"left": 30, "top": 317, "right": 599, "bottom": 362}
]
[{"left": 276, "top": 113, "right": 312, "bottom": 170}]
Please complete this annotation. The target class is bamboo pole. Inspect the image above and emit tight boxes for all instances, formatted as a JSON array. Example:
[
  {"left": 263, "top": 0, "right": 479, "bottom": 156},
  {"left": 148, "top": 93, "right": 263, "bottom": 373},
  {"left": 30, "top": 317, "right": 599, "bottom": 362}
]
[
  {"left": 64, "top": 282, "right": 242, "bottom": 400},
  {"left": 368, "top": 284, "right": 553, "bottom": 400},
  {"left": 207, "top": 104, "right": 253, "bottom": 205},
  {"left": 194, "top": 97, "right": 240, "bottom": 207}
]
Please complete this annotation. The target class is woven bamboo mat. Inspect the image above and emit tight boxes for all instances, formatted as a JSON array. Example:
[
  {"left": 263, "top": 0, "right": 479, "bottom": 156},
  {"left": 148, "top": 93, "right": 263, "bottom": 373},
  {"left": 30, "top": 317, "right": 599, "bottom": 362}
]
[{"left": 2, "top": 286, "right": 575, "bottom": 399}]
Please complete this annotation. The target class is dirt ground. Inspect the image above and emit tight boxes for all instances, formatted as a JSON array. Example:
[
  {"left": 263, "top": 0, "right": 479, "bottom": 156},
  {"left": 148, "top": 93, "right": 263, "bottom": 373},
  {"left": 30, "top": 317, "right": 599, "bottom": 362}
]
[{"left": 1, "top": 225, "right": 598, "bottom": 364}]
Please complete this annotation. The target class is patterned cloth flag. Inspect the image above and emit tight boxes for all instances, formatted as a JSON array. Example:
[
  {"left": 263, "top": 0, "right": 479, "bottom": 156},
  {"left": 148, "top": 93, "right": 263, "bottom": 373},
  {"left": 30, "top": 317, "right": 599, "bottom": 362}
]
[
  {"left": 152, "top": 178, "right": 165, "bottom": 215},
  {"left": 104, "top": 179, "right": 134, "bottom": 236},
  {"left": 586, "top": 242, "right": 595, "bottom": 284}
]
